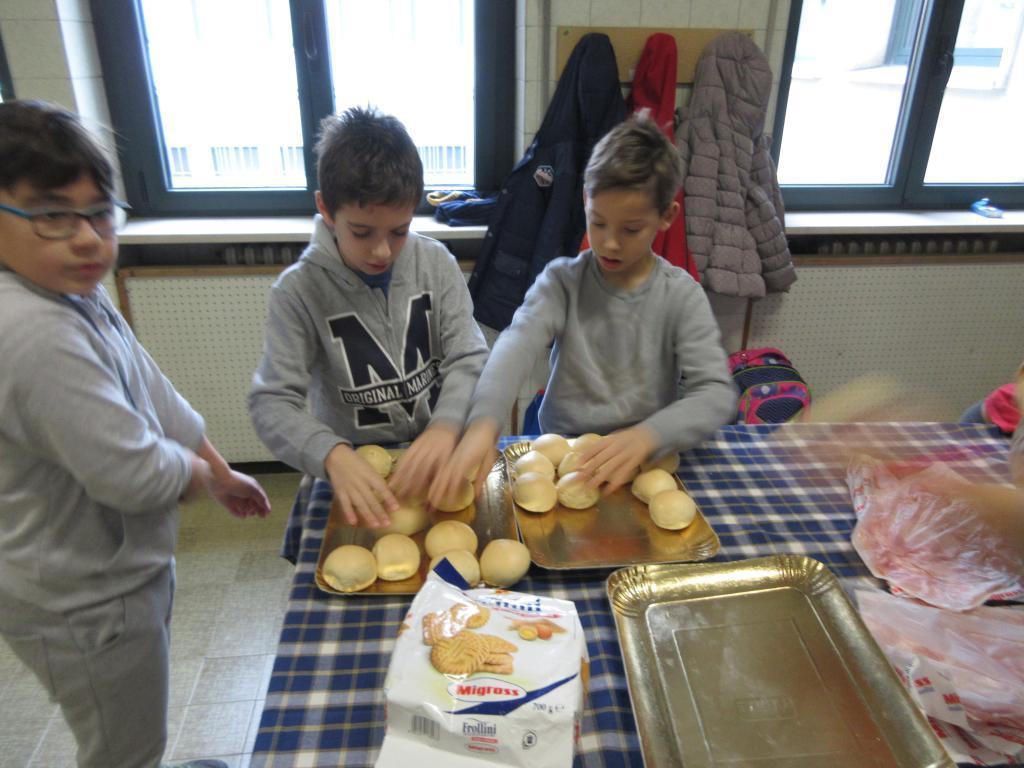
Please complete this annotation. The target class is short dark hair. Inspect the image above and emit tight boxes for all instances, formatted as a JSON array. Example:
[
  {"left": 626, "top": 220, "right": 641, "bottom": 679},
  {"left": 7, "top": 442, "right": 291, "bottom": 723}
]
[
  {"left": 315, "top": 106, "right": 424, "bottom": 214},
  {"left": 0, "top": 100, "right": 115, "bottom": 197},
  {"left": 584, "top": 114, "right": 683, "bottom": 213}
]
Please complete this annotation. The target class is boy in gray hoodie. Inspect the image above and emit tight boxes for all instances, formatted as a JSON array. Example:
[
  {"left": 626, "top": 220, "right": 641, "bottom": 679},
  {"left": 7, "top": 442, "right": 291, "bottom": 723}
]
[
  {"left": 249, "top": 107, "right": 489, "bottom": 528},
  {"left": 430, "top": 115, "right": 736, "bottom": 504},
  {"left": 0, "top": 100, "right": 270, "bottom": 768}
]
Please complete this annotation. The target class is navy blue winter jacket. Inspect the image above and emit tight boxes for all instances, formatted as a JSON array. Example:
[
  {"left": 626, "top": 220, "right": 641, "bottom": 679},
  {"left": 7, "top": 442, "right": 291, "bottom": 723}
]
[{"left": 468, "top": 33, "right": 626, "bottom": 330}]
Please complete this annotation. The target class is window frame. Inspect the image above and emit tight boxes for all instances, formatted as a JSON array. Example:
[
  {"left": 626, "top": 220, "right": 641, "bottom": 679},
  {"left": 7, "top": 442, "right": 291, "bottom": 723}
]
[
  {"left": 771, "top": 0, "right": 1024, "bottom": 211},
  {"left": 0, "top": 30, "right": 15, "bottom": 102},
  {"left": 90, "top": 0, "right": 514, "bottom": 217}
]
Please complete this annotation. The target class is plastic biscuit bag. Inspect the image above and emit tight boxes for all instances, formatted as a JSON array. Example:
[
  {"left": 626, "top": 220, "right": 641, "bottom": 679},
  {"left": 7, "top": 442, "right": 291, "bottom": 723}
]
[{"left": 376, "top": 563, "right": 588, "bottom": 767}]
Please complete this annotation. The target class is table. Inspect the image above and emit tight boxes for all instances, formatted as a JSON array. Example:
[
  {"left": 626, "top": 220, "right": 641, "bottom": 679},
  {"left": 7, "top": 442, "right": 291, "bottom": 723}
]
[{"left": 253, "top": 423, "right": 1011, "bottom": 767}]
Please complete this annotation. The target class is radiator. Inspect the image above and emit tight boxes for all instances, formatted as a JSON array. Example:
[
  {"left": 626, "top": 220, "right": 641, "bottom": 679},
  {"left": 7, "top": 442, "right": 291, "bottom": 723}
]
[{"left": 121, "top": 259, "right": 1024, "bottom": 462}]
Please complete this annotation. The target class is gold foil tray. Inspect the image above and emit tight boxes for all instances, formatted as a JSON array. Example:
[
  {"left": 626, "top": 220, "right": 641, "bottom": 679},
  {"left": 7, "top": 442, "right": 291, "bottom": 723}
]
[
  {"left": 315, "top": 451, "right": 516, "bottom": 596},
  {"left": 606, "top": 556, "right": 953, "bottom": 768},
  {"left": 504, "top": 441, "right": 719, "bottom": 569}
]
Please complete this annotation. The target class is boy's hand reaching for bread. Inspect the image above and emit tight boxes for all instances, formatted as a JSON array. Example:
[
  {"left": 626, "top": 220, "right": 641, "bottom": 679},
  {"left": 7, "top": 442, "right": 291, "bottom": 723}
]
[
  {"left": 428, "top": 419, "right": 499, "bottom": 509},
  {"left": 325, "top": 443, "right": 398, "bottom": 528},
  {"left": 579, "top": 424, "right": 658, "bottom": 495},
  {"left": 389, "top": 422, "right": 459, "bottom": 500}
]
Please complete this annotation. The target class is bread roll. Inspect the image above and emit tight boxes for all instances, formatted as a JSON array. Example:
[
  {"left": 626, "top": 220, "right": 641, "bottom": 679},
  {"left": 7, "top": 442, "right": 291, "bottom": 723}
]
[
  {"left": 435, "top": 479, "right": 475, "bottom": 512},
  {"left": 570, "top": 433, "right": 603, "bottom": 453},
  {"left": 512, "top": 471, "right": 557, "bottom": 513},
  {"left": 377, "top": 499, "right": 429, "bottom": 536},
  {"left": 648, "top": 489, "right": 697, "bottom": 530},
  {"left": 479, "top": 539, "right": 531, "bottom": 587},
  {"left": 514, "top": 450, "right": 555, "bottom": 481},
  {"left": 557, "top": 451, "right": 584, "bottom": 477},
  {"left": 556, "top": 471, "right": 600, "bottom": 509},
  {"left": 356, "top": 444, "right": 393, "bottom": 478},
  {"left": 641, "top": 452, "right": 680, "bottom": 474},
  {"left": 372, "top": 534, "right": 421, "bottom": 581},
  {"left": 322, "top": 545, "right": 377, "bottom": 592},
  {"left": 425, "top": 520, "right": 478, "bottom": 558},
  {"left": 631, "top": 468, "right": 677, "bottom": 503},
  {"left": 532, "top": 433, "right": 571, "bottom": 467},
  {"left": 428, "top": 549, "right": 481, "bottom": 585}
]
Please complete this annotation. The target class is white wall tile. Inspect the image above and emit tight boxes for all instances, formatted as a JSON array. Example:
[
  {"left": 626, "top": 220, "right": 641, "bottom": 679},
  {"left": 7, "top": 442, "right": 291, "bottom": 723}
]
[
  {"left": 690, "top": 0, "right": 740, "bottom": 27},
  {"left": 59, "top": 20, "right": 100, "bottom": 78},
  {"left": 523, "top": 0, "right": 543, "bottom": 27},
  {"left": 11, "top": 75, "right": 74, "bottom": 106},
  {"left": 71, "top": 75, "right": 112, "bottom": 128},
  {"left": 589, "top": 0, "right": 641, "bottom": 26},
  {"left": 640, "top": 0, "right": 691, "bottom": 28},
  {"left": 524, "top": 24, "right": 543, "bottom": 81},
  {"left": 516, "top": 23, "right": 527, "bottom": 81},
  {"left": 775, "top": 0, "right": 792, "bottom": 30},
  {"left": 55, "top": 0, "right": 88, "bottom": 21},
  {"left": 3, "top": 20, "right": 68, "bottom": 79},
  {"left": 738, "top": 0, "right": 771, "bottom": 30},
  {"left": 751, "top": 28, "right": 767, "bottom": 50},
  {"left": 523, "top": 78, "right": 544, "bottom": 138},
  {"left": 550, "top": 0, "right": 590, "bottom": 27},
  {"left": 768, "top": 26, "right": 786, "bottom": 78},
  {"left": 0, "top": 0, "right": 56, "bottom": 20}
]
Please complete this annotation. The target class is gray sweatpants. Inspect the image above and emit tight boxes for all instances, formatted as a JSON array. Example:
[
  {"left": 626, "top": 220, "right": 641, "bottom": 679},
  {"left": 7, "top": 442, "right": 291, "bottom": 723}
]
[{"left": 0, "top": 564, "right": 174, "bottom": 768}]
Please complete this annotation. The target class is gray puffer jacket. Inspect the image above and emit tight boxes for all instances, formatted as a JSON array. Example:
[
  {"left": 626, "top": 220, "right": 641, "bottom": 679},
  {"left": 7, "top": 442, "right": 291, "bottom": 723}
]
[{"left": 677, "top": 32, "right": 796, "bottom": 297}]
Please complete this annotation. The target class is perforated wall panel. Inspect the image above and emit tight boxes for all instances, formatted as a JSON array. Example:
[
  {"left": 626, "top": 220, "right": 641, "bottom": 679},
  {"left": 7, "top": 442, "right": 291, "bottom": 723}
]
[
  {"left": 123, "top": 274, "right": 278, "bottom": 462},
  {"left": 747, "top": 261, "right": 1024, "bottom": 421}
]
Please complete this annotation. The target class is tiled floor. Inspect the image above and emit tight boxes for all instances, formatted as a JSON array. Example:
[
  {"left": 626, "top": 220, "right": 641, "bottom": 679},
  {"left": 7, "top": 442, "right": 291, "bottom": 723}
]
[{"left": 0, "top": 472, "right": 302, "bottom": 768}]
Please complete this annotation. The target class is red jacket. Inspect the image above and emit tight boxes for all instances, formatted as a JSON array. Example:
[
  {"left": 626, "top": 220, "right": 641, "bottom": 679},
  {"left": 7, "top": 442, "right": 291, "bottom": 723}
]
[{"left": 581, "top": 33, "right": 696, "bottom": 279}]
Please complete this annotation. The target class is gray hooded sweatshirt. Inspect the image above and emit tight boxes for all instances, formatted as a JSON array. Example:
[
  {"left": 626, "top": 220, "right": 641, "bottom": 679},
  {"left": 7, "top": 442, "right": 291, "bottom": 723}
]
[
  {"left": 249, "top": 217, "right": 489, "bottom": 477},
  {"left": 468, "top": 252, "right": 737, "bottom": 454},
  {"left": 0, "top": 271, "right": 202, "bottom": 612}
]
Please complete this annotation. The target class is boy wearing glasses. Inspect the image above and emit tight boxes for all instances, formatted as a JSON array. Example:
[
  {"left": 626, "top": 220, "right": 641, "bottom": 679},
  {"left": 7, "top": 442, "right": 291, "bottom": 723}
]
[{"left": 0, "top": 100, "right": 270, "bottom": 768}]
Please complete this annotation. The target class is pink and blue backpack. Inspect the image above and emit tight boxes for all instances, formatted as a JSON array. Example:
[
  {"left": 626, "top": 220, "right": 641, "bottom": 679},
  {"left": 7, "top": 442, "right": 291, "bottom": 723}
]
[{"left": 728, "top": 347, "right": 810, "bottom": 424}]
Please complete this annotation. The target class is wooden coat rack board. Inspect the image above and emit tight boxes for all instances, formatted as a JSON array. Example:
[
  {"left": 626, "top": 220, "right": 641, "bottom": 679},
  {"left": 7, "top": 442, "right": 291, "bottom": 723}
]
[{"left": 556, "top": 27, "right": 753, "bottom": 84}]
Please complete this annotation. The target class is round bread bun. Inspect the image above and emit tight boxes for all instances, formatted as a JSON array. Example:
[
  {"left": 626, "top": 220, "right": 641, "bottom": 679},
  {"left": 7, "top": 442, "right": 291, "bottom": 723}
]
[
  {"left": 428, "top": 549, "right": 481, "bottom": 586},
  {"left": 532, "top": 433, "right": 571, "bottom": 467},
  {"left": 377, "top": 499, "right": 429, "bottom": 536},
  {"left": 514, "top": 450, "right": 555, "bottom": 481},
  {"left": 479, "top": 539, "right": 531, "bottom": 587},
  {"left": 322, "top": 545, "right": 377, "bottom": 593},
  {"left": 648, "top": 489, "right": 697, "bottom": 530},
  {"left": 556, "top": 471, "right": 600, "bottom": 509},
  {"left": 557, "top": 450, "right": 584, "bottom": 477},
  {"left": 425, "top": 519, "right": 478, "bottom": 558},
  {"left": 355, "top": 444, "right": 393, "bottom": 478},
  {"left": 435, "top": 478, "right": 475, "bottom": 512},
  {"left": 570, "top": 433, "right": 603, "bottom": 453},
  {"left": 512, "top": 471, "right": 557, "bottom": 513},
  {"left": 631, "top": 468, "right": 678, "bottom": 504},
  {"left": 641, "top": 452, "right": 680, "bottom": 475},
  {"left": 372, "top": 534, "right": 421, "bottom": 581}
]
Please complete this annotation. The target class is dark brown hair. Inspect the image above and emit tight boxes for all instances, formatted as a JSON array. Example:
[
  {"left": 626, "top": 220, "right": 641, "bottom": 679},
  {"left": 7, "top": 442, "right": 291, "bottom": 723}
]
[
  {"left": 584, "top": 113, "right": 683, "bottom": 213},
  {"left": 315, "top": 106, "right": 423, "bottom": 214},
  {"left": 0, "top": 100, "right": 114, "bottom": 197}
]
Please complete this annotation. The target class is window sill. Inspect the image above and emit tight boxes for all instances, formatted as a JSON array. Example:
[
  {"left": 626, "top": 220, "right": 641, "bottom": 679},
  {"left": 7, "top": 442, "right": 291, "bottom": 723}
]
[
  {"left": 118, "top": 215, "right": 487, "bottom": 245},
  {"left": 785, "top": 209, "right": 1024, "bottom": 236}
]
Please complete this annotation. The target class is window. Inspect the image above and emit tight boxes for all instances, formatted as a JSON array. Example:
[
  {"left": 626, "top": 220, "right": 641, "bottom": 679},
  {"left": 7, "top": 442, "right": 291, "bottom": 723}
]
[
  {"left": 773, "top": 0, "right": 1024, "bottom": 210},
  {"left": 0, "top": 30, "right": 14, "bottom": 103},
  {"left": 90, "top": 0, "right": 514, "bottom": 217}
]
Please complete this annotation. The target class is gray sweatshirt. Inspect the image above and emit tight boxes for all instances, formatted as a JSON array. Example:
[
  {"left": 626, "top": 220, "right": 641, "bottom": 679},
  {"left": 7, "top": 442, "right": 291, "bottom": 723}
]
[
  {"left": 0, "top": 271, "right": 203, "bottom": 612},
  {"left": 469, "top": 252, "right": 737, "bottom": 453},
  {"left": 249, "top": 217, "right": 489, "bottom": 477}
]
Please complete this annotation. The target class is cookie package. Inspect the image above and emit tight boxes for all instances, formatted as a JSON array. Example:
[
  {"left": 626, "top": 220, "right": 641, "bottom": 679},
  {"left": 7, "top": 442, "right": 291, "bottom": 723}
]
[{"left": 376, "top": 564, "right": 588, "bottom": 767}]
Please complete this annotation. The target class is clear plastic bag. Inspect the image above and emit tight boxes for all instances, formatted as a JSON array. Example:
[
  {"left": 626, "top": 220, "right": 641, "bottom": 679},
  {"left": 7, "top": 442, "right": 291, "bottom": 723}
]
[
  {"left": 847, "top": 456, "right": 1023, "bottom": 611},
  {"left": 857, "top": 588, "right": 1024, "bottom": 764}
]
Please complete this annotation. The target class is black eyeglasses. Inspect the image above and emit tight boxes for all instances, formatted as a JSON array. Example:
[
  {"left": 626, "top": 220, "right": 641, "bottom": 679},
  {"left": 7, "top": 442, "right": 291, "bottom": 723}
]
[{"left": 0, "top": 200, "right": 129, "bottom": 240}]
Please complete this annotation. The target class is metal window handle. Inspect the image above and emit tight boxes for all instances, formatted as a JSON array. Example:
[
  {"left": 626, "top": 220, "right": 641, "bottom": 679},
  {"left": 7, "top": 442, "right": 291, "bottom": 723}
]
[{"left": 303, "top": 12, "right": 318, "bottom": 63}]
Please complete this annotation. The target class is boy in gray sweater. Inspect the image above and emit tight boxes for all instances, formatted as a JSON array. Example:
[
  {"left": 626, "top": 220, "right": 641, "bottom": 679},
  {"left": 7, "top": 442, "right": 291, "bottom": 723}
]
[
  {"left": 0, "top": 101, "right": 270, "bottom": 768},
  {"left": 431, "top": 115, "right": 736, "bottom": 503},
  {"left": 249, "top": 107, "right": 489, "bottom": 528}
]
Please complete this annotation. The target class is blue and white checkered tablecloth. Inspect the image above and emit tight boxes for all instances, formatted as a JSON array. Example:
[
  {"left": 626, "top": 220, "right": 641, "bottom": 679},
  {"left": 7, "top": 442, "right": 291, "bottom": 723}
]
[{"left": 252, "top": 423, "right": 1011, "bottom": 768}]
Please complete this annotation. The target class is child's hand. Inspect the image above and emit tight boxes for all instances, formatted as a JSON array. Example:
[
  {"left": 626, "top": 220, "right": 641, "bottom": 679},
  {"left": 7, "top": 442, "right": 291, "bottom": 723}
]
[
  {"left": 579, "top": 425, "right": 658, "bottom": 495},
  {"left": 207, "top": 469, "right": 272, "bottom": 519},
  {"left": 324, "top": 443, "right": 399, "bottom": 528},
  {"left": 389, "top": 422, "right": 459, "bottom": 500},
  {"left": 428, "top": 419, "right": 499, "bottom": 509}
]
